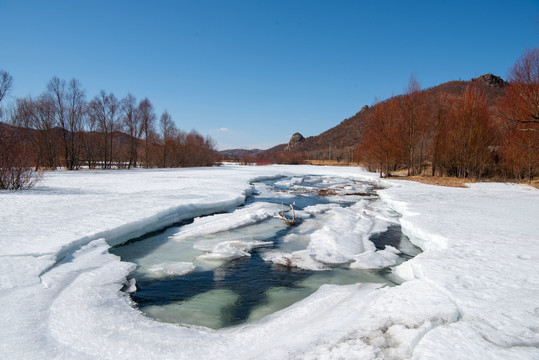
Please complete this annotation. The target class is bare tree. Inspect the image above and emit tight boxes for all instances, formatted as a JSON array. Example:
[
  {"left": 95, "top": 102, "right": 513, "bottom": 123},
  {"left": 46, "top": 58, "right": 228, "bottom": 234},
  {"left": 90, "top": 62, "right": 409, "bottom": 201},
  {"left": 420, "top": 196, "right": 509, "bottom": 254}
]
[
  {"left": 138, "top": 98, "right": 156, "bottom": 168},
  {"left": 121, "top": 94, "right": 142, "bottom": 169},
  {"left": 106, "top": 93, "right": 120, "bottom": 167},
  {"left": 0, "top": 73, "right": 42, "bottom": 189},
  {"left": 159, "top": 110, "right": 176, "bottom": 167},
  {"left": 81, "top": 101, "right": 99, "bottom": 169},
  {"left": 88, "top": 91, "right": 109, "bottom": 168},
  {"left": 499, "top": 47, "right": 539, "bottom": 181},
  {"left": 88, "top": 91, "right": 120, "bottom": 168},
  {"left": 65, "top": 79, "right": 86, "bottom": 169},
  {"left": 399, "top": 74, "right": 428, "bottom": 176},
  {"left": 46, "top": 77, "right": 70, "bottom": 168},
  {"left": 501, "top": 47, "right": 539, "bottom": 129},
  {"left": 444, "top": 84, "right": 494, "bottom": 179},
  {"left": 0, "top": 70, "right": 13, "bottom": 105},
  {"left": 12, "top": 96, "right": 59, "bottom": 169}
]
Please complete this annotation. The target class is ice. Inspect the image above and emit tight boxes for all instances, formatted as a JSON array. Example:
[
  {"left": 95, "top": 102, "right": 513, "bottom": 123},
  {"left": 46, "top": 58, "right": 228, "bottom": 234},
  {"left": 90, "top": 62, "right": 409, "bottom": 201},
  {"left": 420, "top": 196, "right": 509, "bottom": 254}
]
[
  {"left": 146, "top": 262, "right": 196, "bottom": 277},
  {"left": 260, "top": 249, "right": 329, "bottom": 271},
  {"left": 142, "top": 289, "right": 239, "bottom": 329},
  {"left": 303, "top": 203, "right": 340, "bottom": 214},
  {"left": 258, "top": 198, "right": 394, "bottom": 271},
  {"left": 273, "top": 176, "right": 304, "bottom": 189},
  {"left": 307, "top": 203, "right": 376, "bottom": 265},
  {"left": 171, "top": 202, "right": 281, "bottom": 242},
  {"left": 1, "top": 165, "right": 538, "bottom": 359},
  {"left": 350, "top": 245, "right": 401, "bottom": 270},
  {"left": 196, "top": 240, "right": 272, "bottom": 261}
]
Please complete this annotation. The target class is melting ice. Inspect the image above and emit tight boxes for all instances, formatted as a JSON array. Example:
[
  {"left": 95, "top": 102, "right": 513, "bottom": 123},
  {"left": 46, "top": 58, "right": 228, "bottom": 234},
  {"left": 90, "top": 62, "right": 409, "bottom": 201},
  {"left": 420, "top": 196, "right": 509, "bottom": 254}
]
[{"left": 111, "top": 175, "right": 419, "bottom": 329}]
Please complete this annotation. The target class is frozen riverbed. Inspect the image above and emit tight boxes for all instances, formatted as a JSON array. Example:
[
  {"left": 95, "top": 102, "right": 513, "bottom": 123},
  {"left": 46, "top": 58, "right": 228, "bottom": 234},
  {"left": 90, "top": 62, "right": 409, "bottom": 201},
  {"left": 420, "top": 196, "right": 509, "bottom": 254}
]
[
  {"left": 1, "top": 165, "right": 538, "bottom": 359},
  {"left": 111, "top": 175, "right": 418, "bottom": 329}
]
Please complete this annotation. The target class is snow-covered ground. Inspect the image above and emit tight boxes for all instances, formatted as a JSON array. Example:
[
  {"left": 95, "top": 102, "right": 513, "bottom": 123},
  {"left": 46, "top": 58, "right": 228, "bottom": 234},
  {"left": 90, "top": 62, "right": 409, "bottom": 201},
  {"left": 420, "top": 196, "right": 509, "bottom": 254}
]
[{"left": 0, "top": 164, "right": 537, "bottom": 359}]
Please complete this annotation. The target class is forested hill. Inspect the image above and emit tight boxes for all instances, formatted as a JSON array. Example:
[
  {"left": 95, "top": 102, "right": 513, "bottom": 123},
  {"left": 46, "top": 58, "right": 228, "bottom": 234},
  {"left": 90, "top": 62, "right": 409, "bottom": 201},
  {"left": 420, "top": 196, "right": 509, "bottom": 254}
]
[{"left": 263, "top": 74, "right": 507, "bottom": 162}]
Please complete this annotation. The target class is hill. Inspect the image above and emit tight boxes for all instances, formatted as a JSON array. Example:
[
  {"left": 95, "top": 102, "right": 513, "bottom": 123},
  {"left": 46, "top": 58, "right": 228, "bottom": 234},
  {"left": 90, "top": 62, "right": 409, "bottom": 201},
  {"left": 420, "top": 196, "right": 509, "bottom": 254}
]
[{"left": 234, "top": 74, "right": 507, "bottom": 162}]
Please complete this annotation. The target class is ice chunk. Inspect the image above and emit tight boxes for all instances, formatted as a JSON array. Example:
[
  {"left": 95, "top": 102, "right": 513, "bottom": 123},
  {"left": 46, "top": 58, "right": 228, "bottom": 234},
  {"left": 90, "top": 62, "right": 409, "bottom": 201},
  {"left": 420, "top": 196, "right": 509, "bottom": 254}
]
[
  {"left": 122, "top": 278, "right": 137, "bottom": 293},
  {"left": 308, "top": 206, "right": 376, "bottom": 265},
  {"left": 171, "top": 202, "right": 280, "bottom": 241},
  {"left": 350, "top": 245, "right": 401, "bottom": 269},
  {"left": 260, "top": 249, "right": 329, "bottom": 271},
  {"left": 197, "top": 240, "right": 272, "bottom": 261},
  {"left": 303, "top": 203, "right": 340, "bottom": 214},
  {"left": 146, "top": 262, "right": 196, "bottom": 277}
]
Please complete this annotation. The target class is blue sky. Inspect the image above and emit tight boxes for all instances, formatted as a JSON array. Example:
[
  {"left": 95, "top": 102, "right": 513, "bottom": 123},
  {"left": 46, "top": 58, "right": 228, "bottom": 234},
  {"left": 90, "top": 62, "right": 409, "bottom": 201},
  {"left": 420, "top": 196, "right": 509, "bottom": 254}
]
[{"left": 1, "top": 0, "right": 538, "bottom": 150}]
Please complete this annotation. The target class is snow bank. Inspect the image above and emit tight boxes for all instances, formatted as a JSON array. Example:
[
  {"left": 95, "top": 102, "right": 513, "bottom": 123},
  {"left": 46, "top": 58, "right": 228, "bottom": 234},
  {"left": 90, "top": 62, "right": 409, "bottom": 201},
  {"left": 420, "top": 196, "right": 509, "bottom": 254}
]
[{"left": 379, "top": 180, "right": 539, "bottom": 359}]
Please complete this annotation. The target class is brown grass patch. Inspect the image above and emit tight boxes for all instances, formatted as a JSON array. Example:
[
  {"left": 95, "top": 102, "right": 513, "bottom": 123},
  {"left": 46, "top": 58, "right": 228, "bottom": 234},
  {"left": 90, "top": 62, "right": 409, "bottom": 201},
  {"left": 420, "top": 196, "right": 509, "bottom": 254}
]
[
  {"left": 391, "top": 175, "right": 471, "bottom": 188},
  {"left": 305, "top": 160, "right": 357, "bottom": 166}
]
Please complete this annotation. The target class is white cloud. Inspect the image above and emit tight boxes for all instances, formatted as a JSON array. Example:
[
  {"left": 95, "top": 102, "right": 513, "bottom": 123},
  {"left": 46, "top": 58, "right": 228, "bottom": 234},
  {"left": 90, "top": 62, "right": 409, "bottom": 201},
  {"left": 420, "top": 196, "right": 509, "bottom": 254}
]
[{"left": 218, "top": 127, "right": 229, "bottom": 132}]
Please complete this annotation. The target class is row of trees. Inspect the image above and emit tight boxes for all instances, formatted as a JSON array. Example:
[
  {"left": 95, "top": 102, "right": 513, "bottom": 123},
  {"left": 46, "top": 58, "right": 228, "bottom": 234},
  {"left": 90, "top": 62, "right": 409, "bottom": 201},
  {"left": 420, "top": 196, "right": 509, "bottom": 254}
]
[
  {"left": 1, "top": 70, "right": 40, "bottom": 189},
  {"left": 357, "top": 48, "right": 538, "bottom": 182},
  {"left": 1, "top": 76, "right": 218, "bottom": 173}
]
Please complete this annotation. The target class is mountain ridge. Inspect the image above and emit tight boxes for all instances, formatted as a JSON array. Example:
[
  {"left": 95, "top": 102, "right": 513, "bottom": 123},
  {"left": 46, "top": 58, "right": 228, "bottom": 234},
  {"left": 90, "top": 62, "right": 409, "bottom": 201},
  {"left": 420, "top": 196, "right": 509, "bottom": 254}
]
[{"left": 220, "top": 74, "right": 507, "bottom": 161}]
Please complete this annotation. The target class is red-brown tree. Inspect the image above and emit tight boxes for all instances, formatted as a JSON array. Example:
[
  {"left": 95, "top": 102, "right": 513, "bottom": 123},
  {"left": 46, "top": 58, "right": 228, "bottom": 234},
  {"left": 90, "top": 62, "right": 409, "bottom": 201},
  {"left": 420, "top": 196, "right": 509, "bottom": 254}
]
[{"left": 498, "top": 48, "right": 539, "bottom": 181}]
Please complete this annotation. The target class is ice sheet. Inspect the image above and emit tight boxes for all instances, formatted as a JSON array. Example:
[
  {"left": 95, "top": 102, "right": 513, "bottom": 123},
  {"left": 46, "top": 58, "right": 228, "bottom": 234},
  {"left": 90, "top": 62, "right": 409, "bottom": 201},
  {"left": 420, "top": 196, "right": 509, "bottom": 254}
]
[{"left": 171, "top": 202, "right": 281, "bottom": 242}]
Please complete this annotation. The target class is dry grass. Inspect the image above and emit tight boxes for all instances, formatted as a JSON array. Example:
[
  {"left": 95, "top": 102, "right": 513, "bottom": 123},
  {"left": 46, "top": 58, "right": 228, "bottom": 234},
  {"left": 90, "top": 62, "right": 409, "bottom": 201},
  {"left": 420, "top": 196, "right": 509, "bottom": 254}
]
[
  {"left": 511, "top": 178, "right": 539, "bottom": 189},
  {"left": 305, "top": 160, "right": 357, "bottom": 166},
  {"left": 386, "top": 173, "right": 538, "bottom": 189},
  {"left": 305, "top": 160, "right": 539, "bottom": 189},
  {"left": 390, "top": 175, "right": 471, "bottom": 188}
]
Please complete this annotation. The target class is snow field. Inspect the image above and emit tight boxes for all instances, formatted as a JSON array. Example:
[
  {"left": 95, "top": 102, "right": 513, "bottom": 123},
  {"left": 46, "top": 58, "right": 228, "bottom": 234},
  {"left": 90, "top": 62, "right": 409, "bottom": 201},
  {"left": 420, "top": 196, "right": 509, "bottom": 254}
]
[{"left": 0, "top": 165, "right": 537, "bottom": 359}]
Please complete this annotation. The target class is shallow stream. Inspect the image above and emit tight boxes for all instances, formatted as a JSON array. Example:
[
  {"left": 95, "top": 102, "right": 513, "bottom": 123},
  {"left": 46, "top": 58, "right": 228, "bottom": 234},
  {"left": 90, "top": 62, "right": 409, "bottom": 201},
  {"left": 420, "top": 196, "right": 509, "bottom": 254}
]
[{"left": 110, "top": 175, "right": 420, "bottom": 329}]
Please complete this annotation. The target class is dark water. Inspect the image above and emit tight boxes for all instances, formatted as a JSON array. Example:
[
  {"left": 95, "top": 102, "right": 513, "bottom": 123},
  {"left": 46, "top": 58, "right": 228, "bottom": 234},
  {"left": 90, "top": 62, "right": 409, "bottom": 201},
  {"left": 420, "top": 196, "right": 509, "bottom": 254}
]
[
  {"left": 111, "top": 175, "right": 421, "bottom": 329},
  {"left": 132, "top": 253, "right": 311, "bottom": 327}
]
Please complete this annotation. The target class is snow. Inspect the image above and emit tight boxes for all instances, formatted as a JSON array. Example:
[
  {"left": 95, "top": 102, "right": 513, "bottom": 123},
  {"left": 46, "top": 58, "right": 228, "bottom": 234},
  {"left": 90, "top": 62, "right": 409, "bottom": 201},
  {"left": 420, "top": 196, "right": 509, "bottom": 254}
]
[{"left": 1, "top": 164, "right": 538, "bottom": 359}]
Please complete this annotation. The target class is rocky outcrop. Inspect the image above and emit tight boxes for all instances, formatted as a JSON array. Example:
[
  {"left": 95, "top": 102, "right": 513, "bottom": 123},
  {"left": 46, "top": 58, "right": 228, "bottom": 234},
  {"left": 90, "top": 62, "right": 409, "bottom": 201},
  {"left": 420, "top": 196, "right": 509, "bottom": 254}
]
[
  {"left": 285, "top": 132, "right": 305, "bottom": 151},
  {"left": 472, "top": 73, "right": 506, "bottom": 88}
]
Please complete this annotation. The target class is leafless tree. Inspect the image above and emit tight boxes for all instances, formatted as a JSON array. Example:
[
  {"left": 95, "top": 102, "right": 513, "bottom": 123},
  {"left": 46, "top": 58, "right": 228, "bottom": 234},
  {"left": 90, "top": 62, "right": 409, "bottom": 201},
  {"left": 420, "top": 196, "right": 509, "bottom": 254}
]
[
  {"left": 138, "top": 98, "right": 156, "bottom": 168},
  {"left": 399, "top": 74, "right": 428, "bottom": 175},
  {"left": 0, "top": 73, "right": 41, "bottom": 189},
  {"left": 159, "top": 110, "right": 176, "bottom": 167},
  {"left": 46, "top": 77, "right": 69, "bottom": 168},
  {"left": 12, "top": 96, "right": 59, "bottom": 169},
  {"left": 81, "top": 102, "right": 99, "bottom": 169},
  {"left": 498, "top": 47, "right": 539, "bottom": 181},
  {"left": 65, "top": 79, "right": 87, "bottom": 169},
  {"left": 0, "top": 70, "right": 13, "bottom": 104},
  {"left": 502, "top": 47, "right": 539, "bottom": 129},
  {"left": 121, "top": 94, "right": 142, "bottom": 169},
  {"left": 88, "top": 91, "right": 120, "bottom": 168}
]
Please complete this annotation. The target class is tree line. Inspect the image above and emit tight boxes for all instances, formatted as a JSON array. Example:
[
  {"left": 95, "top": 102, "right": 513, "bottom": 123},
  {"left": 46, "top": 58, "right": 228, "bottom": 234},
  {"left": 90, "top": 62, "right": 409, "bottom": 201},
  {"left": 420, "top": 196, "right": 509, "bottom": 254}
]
[
  {"left": 356, "top": 48, "right": 538, "bottom": 182},
  {"left": 0, "top": 75, "right": 218, "bottom": 188}
]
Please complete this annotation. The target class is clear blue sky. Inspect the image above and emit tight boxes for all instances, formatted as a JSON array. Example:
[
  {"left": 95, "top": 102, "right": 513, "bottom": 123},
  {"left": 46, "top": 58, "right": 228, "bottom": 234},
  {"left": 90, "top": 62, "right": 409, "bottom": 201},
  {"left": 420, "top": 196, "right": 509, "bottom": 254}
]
[{"left": 1, "top": 0, "right": 538, "bottom": 150}]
